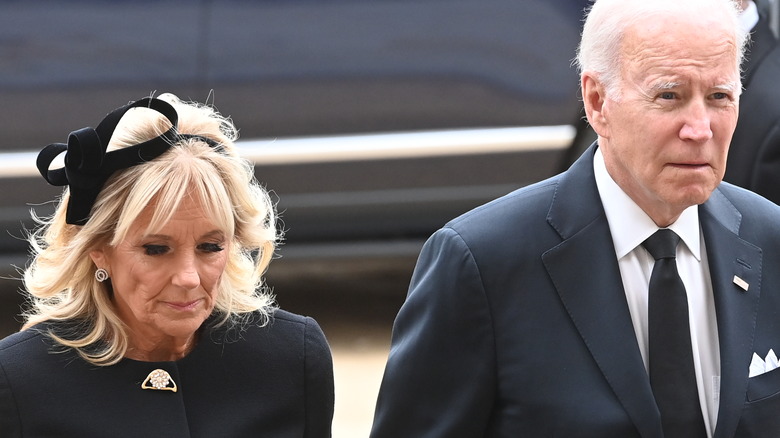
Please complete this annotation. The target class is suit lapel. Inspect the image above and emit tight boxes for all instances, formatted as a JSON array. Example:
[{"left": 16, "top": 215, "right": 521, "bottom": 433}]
[
  {"left": 700, "top": 191, "right": 763, "bottom": 438},
  {"left": 542, "top": 145, "right": 663, "bottom": 438},
  {"left": 546, "top": 147, "right": 764, "bottom": 437}
]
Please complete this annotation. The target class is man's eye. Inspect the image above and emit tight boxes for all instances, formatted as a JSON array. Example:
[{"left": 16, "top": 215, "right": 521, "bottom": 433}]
[
  {"left": 143, "top": 244, "right": 169, "bottom": 256},
  {"left": 712, "top": 92, "right": 729, "bottom": 100},
  {"left": 659, "top": 91, "right": 676, "bottom": 100},
  {"left": 199, "top": 243, "right": 225, "bottom": 253}
]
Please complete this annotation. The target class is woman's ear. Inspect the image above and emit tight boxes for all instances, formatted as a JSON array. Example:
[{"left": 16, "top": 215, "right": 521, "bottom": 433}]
[{"left": 89, "top": 248, "right": 107, "bottom": 269}]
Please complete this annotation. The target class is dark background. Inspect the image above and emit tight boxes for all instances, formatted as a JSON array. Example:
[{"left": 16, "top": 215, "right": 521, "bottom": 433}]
[{"left": 0, "top": 0, "right": 589, "bottom": 338}]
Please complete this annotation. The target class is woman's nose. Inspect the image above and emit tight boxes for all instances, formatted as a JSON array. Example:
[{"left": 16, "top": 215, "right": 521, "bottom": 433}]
[{"left": 171, "top": 254, "right": 200, "bottom": 289}]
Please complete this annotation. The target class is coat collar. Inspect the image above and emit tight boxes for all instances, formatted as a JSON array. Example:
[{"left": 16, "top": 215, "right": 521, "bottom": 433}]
[
  {"left": 542, "top": 144, "right": 762, "bottom": 438},
  {"left": 542, "top": 144, "right": 662, "bottom": 437},
  {"left": 743, "top": 13, "right": 779, "bottom": 87},
  {"left": 699, "top": 190, "right": 762, "bottom": 438}
]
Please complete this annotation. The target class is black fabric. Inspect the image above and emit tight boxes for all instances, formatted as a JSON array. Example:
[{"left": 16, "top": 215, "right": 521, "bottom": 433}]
[
  {"left": 177, "top": 133, "right": 225, "bottom": 153},
  {"left": 370, "top": 144, "right": 780, "bottom": 437},
  {"left": 724, "top": 13, "right": 780, "bottom": 204},
  {"left": 642, "top": 229, "right": 706, "bottom": 438},
  {"left": 34, "top": 97, "right": 226, "bottom": 225},
  {"left": 0, "top": 309, "right": 335, "bottom": 438},
  {"left": 37, "top": 97, "right": 178, "bottom": 225}
]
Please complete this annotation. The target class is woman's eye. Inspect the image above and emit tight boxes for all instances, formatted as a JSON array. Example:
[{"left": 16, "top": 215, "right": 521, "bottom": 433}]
[
  {"left": 199, "top": 242, "right": 224, "bottom": 253},
  {"left": 143, "top": 244, "right": 169, "bottom": 256}
]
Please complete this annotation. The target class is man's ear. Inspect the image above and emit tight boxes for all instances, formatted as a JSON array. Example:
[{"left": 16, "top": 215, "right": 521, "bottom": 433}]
[{"left": 582, "top": 72, "right": 609, "bottom": 138}]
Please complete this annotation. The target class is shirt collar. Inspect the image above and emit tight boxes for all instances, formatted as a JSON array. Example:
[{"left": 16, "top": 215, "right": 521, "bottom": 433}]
[
  {"left": 739, "top": 0, "right": 759, "bottom": 35},
  {"left": 593, "top": 147, "right": 701, "bottom": 260}
]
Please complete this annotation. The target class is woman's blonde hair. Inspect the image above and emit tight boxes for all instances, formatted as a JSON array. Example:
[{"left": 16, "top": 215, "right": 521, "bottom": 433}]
[{"left": 23, "top": 93, "right": 279, "bottom": 365}]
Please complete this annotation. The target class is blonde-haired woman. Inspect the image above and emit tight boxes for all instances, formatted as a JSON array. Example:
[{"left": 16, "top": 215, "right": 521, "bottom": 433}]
[{"left": 0, "top": 94, "right": 334, "bottom": 437}]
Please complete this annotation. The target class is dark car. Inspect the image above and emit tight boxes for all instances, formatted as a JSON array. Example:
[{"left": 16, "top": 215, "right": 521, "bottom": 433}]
[{"left": 0, "top": 0, "right": 591, "bottom": 297}]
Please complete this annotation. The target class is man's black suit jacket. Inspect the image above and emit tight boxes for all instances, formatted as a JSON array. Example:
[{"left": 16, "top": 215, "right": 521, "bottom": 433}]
[
  {"left": 371, "top": 145, "right": 780, "bottom": 437},
  {"left": 725, "top": 12, "right": 780, "bottom": 204}
]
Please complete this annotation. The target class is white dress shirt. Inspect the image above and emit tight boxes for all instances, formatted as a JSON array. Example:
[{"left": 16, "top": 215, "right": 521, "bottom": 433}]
[
  {"left": 593, "top": 148, "right": 721, "bottom": 436},
  {"left": 739, "top": 0, "right": 759, "bottom": 35}
]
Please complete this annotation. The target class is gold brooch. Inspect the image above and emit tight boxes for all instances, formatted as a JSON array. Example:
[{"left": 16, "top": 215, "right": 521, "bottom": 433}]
[{"left": 141, "top": 369, "right": 178, "bottom": 392}]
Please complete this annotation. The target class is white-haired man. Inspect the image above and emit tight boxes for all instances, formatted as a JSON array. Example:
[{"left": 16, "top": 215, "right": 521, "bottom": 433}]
[{"left": 371, "top": 0, "right": 780, "bottom": 436}]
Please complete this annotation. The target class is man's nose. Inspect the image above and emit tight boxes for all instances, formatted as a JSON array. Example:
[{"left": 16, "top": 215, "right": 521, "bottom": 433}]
[{"left": 679, "top": 101, "right": 714, "bottom": 142}]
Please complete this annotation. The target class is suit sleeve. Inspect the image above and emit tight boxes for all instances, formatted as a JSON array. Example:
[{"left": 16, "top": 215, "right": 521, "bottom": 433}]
[
  {"left": 303, "top": 316, "right": 335, "bottom": 438},
  {"left": 370, "top": 227, "right": 497, "bottom": 437}
]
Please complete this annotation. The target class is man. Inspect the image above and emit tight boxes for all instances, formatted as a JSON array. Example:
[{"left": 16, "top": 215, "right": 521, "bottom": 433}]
[
  {"left": 724, "top": 0, "right": 780, "bottom": 204},
  {"left": 371, "top": 0, "right": 780, "bottom": 436}
]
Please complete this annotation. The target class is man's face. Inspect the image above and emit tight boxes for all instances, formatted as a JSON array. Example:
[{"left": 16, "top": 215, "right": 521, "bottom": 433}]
[{"left": 597, "top": 17, "right": 740, "bottom": 226}]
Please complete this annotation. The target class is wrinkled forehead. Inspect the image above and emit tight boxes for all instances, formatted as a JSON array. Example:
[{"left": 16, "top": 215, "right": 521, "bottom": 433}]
[{"left": 620, "top": 14, "right": 740, "bottom": 80}]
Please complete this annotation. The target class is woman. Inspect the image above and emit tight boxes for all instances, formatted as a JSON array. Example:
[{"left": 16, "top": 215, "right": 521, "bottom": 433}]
[{"left": 0, "top": 94, "right": 334, "bottom": 437}]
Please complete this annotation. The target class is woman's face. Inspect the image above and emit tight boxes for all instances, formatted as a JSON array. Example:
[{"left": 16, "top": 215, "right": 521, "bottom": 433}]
[{"left": 91, "top": 195, "right": 229, "bottom": 355}]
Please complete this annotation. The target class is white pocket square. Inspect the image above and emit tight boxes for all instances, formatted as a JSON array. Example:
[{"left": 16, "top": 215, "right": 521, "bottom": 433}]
[{"left": 749, "top": 349, "right": 780, "bottom": 378}]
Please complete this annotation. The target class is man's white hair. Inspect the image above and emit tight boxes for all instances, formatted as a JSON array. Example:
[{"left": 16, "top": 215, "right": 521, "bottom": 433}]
[{"left": 575, "top": 0, "right": 748, "bottom": 99}]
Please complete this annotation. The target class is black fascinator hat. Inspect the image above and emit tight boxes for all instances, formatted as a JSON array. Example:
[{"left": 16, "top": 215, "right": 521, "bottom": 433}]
[{"left": 36, "top": 97, "right": 220, "bottom": 226}]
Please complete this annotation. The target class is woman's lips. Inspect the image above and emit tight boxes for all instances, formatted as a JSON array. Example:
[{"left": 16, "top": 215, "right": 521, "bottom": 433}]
[{"left": 165, "top": 299, "right": 201, "bottom": 311}]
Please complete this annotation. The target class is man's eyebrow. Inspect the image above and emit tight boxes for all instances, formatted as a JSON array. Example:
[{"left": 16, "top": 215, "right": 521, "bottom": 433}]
[
  {"left": 649, "top": 81, "right": 682, "bottom": 91},
  {"left": 713, "top": 82, "right": 738, "bottom": 92},
  {"left": 647, "top": 81, "right": 739, "bottom": 93}
]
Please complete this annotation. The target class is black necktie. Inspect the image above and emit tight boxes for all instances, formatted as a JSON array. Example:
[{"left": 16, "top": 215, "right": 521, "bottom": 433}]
[{"left": 642, "top": 229, "right": 707, "bottom": 438}]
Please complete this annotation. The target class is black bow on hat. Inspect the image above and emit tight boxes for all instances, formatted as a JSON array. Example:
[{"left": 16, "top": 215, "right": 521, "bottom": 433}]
[{"left": 36, "top": 97, "right": 180, "bottom": 225}]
